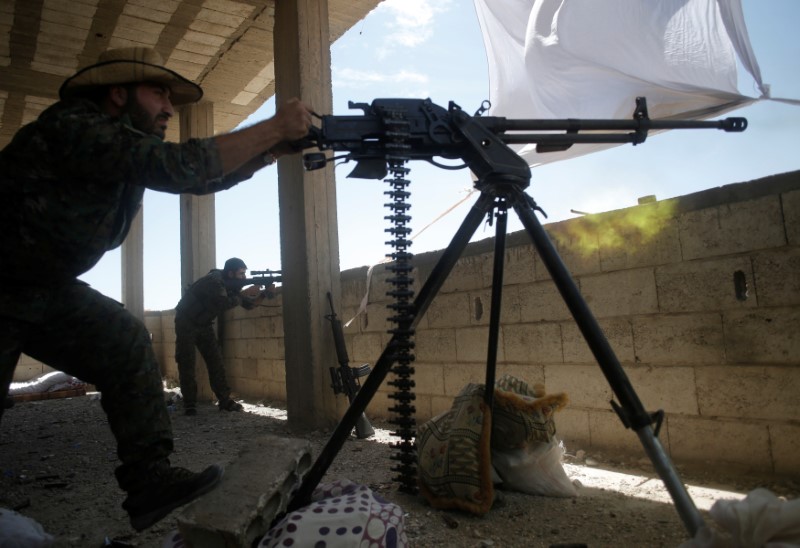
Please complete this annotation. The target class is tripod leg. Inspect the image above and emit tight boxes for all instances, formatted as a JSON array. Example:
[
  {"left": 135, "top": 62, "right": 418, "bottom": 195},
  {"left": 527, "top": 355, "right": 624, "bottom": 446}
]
[
  {"left": 484, "top": 198, "right": 509, "bottom": 409},
  {"left": 510, "top": 189, "right": 705, "bottom": 537},
  {"left": 286, "top": 191, "right": 497, "bottom": 513}
]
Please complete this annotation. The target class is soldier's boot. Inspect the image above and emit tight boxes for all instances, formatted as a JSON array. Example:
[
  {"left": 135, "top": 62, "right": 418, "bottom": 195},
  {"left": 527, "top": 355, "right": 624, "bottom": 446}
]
[
  {"left": 122, "top": 462, "right": 223, "bottom": 531},
  {"left": 218, "top": 398, "right": 243, "bottom": 412}
]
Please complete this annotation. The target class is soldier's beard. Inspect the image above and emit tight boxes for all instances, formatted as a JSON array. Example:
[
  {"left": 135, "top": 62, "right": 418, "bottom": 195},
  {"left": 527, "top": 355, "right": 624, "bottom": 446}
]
[{"left": 124, "top": 98, "right": 167, "bottom": 140}]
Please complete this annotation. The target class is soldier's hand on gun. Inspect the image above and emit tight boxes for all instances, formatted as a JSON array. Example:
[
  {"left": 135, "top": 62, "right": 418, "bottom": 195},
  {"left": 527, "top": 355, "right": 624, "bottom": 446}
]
[
  {"left": 259, "top": 283, "right": 281, "bottom": 300},
  {"left": 241, "top": 285, "right": 262, "bottom": 298},
  {"left": 274, "top": 98, "right": 314, "bottom": 146}
]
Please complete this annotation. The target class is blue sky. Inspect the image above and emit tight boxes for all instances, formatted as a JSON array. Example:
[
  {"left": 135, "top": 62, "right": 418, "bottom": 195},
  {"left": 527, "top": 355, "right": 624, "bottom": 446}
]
[{"left": 81, "top": 0, "right": 800, "bottom": 310}]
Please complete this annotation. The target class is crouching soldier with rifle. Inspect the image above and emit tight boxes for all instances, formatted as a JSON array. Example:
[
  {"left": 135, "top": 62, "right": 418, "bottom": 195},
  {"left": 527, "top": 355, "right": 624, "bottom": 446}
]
[{"left": 174, "top": 257, "right": 277, "bottom": 415}]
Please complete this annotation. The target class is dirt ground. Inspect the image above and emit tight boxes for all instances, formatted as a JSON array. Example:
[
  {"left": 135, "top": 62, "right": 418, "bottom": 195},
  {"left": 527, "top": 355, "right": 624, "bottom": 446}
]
[{"left": 1, "top": 391, "right": 797, "bottom": 548}]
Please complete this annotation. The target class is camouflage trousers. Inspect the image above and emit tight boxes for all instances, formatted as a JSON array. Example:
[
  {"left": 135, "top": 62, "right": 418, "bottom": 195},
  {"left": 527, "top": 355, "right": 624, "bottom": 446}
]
[
  {"left": 173, "top": 316, "right": 232, "bottom": 408},
  {"left": 0, "top": 281, "right": 173, "bottom": 493}
]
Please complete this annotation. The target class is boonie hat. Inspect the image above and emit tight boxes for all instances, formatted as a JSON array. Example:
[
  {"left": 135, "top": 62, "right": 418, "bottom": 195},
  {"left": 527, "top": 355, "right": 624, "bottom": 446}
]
[{"left": 59, "top": 47, "right": 203, "bottom": 106}]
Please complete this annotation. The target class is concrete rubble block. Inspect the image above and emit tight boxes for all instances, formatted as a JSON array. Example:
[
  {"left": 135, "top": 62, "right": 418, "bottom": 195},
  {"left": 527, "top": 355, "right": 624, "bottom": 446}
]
[{"left": 177, "top": 435, "right": 313, "bottom": 548}]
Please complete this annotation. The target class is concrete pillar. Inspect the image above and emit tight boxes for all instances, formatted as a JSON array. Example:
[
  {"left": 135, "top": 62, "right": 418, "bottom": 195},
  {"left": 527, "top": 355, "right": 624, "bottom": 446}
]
[
  {"left": 179, "top": 101, "right": 217, "bottom": 402},
  {"left": 121, "top": 208, "right": 144, "bottom": 321},
  {"left": 274, "top": 0, "right": 341, "bottom": 430}
]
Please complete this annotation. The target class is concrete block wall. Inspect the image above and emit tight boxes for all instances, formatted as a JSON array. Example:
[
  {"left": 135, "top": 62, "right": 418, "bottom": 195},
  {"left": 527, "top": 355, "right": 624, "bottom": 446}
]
[{"left": 214, "top": 170, "right": 800, "bottom": 478}]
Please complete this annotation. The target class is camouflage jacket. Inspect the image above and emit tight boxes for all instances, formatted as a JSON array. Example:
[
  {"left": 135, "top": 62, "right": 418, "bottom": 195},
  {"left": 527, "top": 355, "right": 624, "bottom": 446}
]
[
  {"left": 0, "top": 98, "right": 249, "bottom": 284},
  {"left": 174, "top": 269, "right": 257, "bottom": 326}
]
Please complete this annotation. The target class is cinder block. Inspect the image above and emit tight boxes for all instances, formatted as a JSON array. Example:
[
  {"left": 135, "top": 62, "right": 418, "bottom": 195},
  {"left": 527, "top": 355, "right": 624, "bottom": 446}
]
[
  {"left": 224, "top": 318, "right": 243, "bottom": 340},
  {"left": 455, "top": 326, "right": 505, "bottom": 363},
  {"left": 412, "top": 393, "right": 432, "bottom": 421},
  {"left": 588, "top": 409, "right": 648, "bottom": 458},
  {"left": 255, "top": 359, "right": 273, "bottom": 382},
  {"left": 234, "top": 377, "right": 266, "bottom": 399},
  {"left": 624, "top": 365, "right": 698, "bottom": 416},
  {"left": 632, "top": 313, "right": 724, "bottom": 365},
  {"left": 177, "top": 435, "right": 312, "bottom": 548},
  {"left": 264, "top": 337, "right": 284, "bottom": 360},
  {"left": 696, "top": 365, "right": 800, "bottom": 421},
  {"left": 426, "top": 292, "right": 472, "bottom": 328},
  {"left": 241, "top": 358, "right": 259, "bottom": 380},
  {"left": 502, "top": 322, "right": 563, "bottom": 364},
  {"left": 542, "top": 218, "right": 602, "bottom": 277},
  {"left": 597, "top": 202, "right": 682, "bottom": 271},
  {"left": 769, "top": 423, "right": 800, "bottom": 477},
  {"left": 553, "top": 408, "right": 590, "bottom": 452},
  {"left": 468, "top": 286, "right": 522, "bottom": 326},
  {"left": 414, "top": 329, "right": 457, "bottom": 363},
  {"left": 441, "top": 362, "right": 489, "bottom": 396},
  {"left": 782, "top": 189, "right": 800, "bottom": 246},
  {"left": 518, "top": 280, "right": 573, "bottom": 322},
  {"left": 351, "top": 332, "right": 385, "bottom": 364},
  {"left": 440, "top": 254, "right": 486, "bottom": 293},
  {"left": 561, "top": 317, "right": 635, "bottom": 364},
  {"left": 365, "top": 389, "right": 392, "bottom": 419},
  {"left": 428, "top": 395, "right": 454, "bottom": 420},
  {"left": 667, "top": 415, "right": 771, "bottom": 472},
  {"left": 412, "top": 362, "right": 446, "bottom": 396},
  {"left": 656, "top": 256, "right": 756, "bottom": 313},
  {"left": 341, "top": 275, "right": 368, "bottom": 308},
  {"left": 228, "top": 358, "right": 244, "bottom": 379},
  {"left": 723, "top": 308, "right": 800, "bottom": 364},
  {"left": 240, "top": 317, "right": 258, "bottom": 339},
  {"left": 678, "top": 196, "right": 786, "bottom": 260},
  {"left": 268, "top": 360, "right": 286, "bottom": 384},
  {"left": 230, "top": 339, "right": 247, "bottom": 360},
  {"left": 499, "top": 243, "right": 537, "bottom": 286},
  {"left": 244, "top": 339, "right": 263, "bottom": 360},
  {"left": 752, "top": 248, "right": 800, "bottom": 307},
  {"left": 580, "top": 268, "right": 658, "bottom": 317},
  {"left": 360, "top": 302, "right": 392, "bottom": 333},
  {"left": 494, "top": 364, "right": 545, "bottom": 388},
  {"left": 544, "top": 364, "right": 613, "bottom": 409}
]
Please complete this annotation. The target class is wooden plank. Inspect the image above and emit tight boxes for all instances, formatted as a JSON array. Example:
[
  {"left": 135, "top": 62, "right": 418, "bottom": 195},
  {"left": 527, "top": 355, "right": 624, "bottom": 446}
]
[{"left": 10, "top": 387, "right": 87, "bottom": 403}]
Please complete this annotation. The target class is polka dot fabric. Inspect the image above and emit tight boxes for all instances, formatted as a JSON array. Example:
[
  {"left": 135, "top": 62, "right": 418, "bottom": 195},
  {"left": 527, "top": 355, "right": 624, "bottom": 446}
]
[{"left": 259, "top": 479, "right": 408, "bottom": 548}]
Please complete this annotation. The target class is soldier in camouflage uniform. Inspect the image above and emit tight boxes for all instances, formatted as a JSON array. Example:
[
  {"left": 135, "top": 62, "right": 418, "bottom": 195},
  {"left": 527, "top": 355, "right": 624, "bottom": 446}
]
[
  {"left": 175, "top": 257, "right": 273, "bottom": 415},
  {"left": 0, "top": 47, "right": 312, "bottom": 531}
]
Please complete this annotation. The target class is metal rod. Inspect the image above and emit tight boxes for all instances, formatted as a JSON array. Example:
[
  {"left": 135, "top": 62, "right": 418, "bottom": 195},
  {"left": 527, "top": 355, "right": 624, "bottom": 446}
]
[{"left": 483, "top": 198, "right": 508, "bottom": 409}]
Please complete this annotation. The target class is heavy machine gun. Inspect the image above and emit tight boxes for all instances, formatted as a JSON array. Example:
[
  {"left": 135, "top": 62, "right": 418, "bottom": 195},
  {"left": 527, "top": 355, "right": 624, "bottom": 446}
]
[
  {"left": 287, "top": 97, "right": 747, "bottom": 539},
  {"left": 301, "top": 97, "right": 746, "bottom": 187}
]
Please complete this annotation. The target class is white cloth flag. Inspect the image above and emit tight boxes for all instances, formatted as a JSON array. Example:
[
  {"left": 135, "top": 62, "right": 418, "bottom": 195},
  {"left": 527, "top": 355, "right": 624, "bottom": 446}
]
[{"left": 472, "top": 0, "right": 769, "bottom": 167}]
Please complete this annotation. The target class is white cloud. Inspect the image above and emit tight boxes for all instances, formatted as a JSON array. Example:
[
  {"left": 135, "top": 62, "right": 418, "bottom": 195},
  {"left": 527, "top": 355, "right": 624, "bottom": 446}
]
[
  {"left": 334, "top": 67, "right": 429, "bottom": 89},
  {"left": 377, "top": 0, "right": 453, "bottom": 50}
]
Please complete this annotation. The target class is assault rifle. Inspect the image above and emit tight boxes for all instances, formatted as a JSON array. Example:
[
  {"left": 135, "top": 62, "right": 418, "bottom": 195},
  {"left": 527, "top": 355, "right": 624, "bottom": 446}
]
[
  {"left": 300, "top": 97, "right": 747, "bottom": 187},
  {"left": 326, "top": 292, "right": 375, "bottom": 439},
  {"left": 223, "top": 269, "right": 282, "bottom": 298}
]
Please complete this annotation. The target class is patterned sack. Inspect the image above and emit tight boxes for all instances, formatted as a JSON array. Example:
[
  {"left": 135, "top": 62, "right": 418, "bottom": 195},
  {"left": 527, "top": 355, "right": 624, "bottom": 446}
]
[
  {"left": 418, "top": 383, "right": 495, "bottom": 515},
  {"left": 258, "top": 479, "right": 407, "bottom": 548},
  {"left": 417, "top": 374, "right": 568, "bottom": 515}
]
